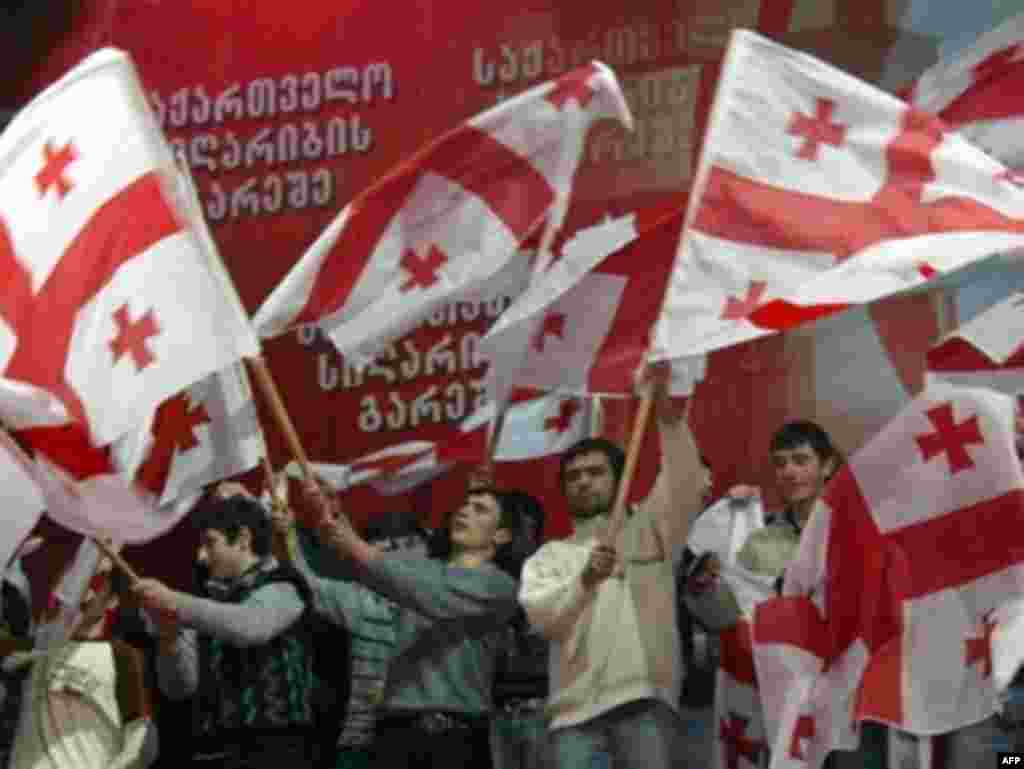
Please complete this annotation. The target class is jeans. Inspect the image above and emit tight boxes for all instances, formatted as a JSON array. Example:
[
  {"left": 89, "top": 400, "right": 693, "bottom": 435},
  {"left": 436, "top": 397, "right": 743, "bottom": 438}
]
[{"left": 541, "top": 699, "right": 690, "bottom": 769}]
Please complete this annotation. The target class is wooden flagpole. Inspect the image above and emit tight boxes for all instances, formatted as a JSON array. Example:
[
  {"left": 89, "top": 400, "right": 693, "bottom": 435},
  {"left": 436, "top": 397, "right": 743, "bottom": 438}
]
[
  {"left": 602, "top": 392, "right": 654, "bottom": 543},
  {"left": 246, "top": 356, "right": 314, "bottom": 483}
]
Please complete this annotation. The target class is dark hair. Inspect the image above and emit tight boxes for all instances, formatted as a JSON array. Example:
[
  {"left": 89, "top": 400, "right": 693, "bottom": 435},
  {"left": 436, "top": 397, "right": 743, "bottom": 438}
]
[
  {"left": 192, "top": 495, "right": 272, "bottom": 557},
  {"left": 428, "top": 488, "right": 525, "bottom": 578},
  {"left": 501, "top": 489, "right": 545, "bottom": 535},
  {"left": 769, "top": 420, "right": 842, "bottom": 474},
  {"left": 559, "top": 438, "right": 625, "bottom": 490}
]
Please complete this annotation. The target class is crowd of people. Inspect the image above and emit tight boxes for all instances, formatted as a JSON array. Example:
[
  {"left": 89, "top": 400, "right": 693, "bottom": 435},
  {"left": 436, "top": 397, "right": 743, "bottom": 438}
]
[{"left": 0, "top": 367, "right": 1021, "bottom": 769}]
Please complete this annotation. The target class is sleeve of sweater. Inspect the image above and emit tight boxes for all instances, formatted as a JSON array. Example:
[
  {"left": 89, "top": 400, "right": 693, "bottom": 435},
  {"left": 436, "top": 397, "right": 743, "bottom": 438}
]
[
  {"left": 288, "top": 532, "right": 372, "bottom": 629},
  {"left": 156, "top": 581, "right": 305, "bottom": 700},
  {"left": 358, "top": 556, "right": 518, "bottom": 627},
  {"left": 518, "top": 543, "right": 595, "bottom": 643},
  {"left": 174, "top": 582, "right": 305, "bottom": 647},
  {"left": 634, "top": 413, "right": 705, "bottom": 566}
]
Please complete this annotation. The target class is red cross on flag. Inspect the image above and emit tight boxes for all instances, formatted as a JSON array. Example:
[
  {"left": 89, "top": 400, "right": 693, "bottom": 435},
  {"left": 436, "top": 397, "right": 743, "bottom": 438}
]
[
  {"left": 752, "top": 383, "right": 1024, "bottom": 767},
  {"left": 253, "top": 62, "right": 632, "bottom": 367},
  {"left": 927, "top": 291, "right": 1024, "bottom": 394},
  {"left": 907, "top": 12, "right": 1024, "bottom": 172},
  {"left": 650, "top": 29, "right": 1024, "bottom": 366},
  {"left": 483, "top": 200, "right": 704, "bottom": 397},
  {"left": 0, "top": 49, "right": 259, "bottom": 446},
  {"left": 111, "top": 361, "right": 267, "bottom": 508}
]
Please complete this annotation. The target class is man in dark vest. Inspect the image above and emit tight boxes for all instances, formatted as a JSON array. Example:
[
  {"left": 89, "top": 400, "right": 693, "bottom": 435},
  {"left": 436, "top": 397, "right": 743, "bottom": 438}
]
[{"left": 134, "top": 494, "right": 317, "bottom": 769}]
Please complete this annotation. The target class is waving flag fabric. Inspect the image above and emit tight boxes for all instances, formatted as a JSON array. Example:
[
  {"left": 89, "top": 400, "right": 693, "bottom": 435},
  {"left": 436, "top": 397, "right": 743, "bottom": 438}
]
[
  {"left": 253, "top": 62, "right": 632, "bottom": 367},
  {"left": 0, "top": 48, "right": 258, "bottom": 446},
  {"left": 650, "top": 30, "right": 1024, "bottom": 365}
]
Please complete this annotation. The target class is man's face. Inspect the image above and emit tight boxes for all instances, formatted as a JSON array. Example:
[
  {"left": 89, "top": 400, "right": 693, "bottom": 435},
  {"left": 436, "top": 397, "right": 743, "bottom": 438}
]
[
  {"left": 450, "top": 492, "right": 509, "bottom": 553},
  {"left": 771, "top": 442, "right": 831, "bottom": 508},
  {"left": 563, "top": 451, "right": 617, "bottom": 520},
  {"left": 197, "top": 528, "right": 251, "bottom": 581}
]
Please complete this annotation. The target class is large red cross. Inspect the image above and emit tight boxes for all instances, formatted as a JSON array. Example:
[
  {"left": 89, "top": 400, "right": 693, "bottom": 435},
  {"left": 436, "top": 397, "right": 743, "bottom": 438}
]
[
  {"left": 109, "top": 305, "right": 161, "bottom": 372},
  {"left": 544, "top": 399, "right": 580, "bottom": 434},
  {"left": 546, "top": 63, "right": 600, "bottom": 111},
  {"left": 691, "top": 107, "right": 1024, "bottom": 328},
  {"left": 787, "top": 99, "right": 846, "bottom": 161},
  {"left": 399, "top": 245, "right": 448, "bottom": 292},
  {"left": 914, "top": 402, "right": 985, "bottom": 475},
  {"left": 35, "top": 140, "right": 78, "bottom": 200},
  {"left": 0, "top": 172, "right": 182, "bottom": 428},
  {"left": 533, "top": 312, "right": 566, "bottom": 351},
  {"left": 135, "top": 392, "right": 211, "bottom": 495},
  {"left": 719, "top": 712, "right": 765, "bottom": 769}
]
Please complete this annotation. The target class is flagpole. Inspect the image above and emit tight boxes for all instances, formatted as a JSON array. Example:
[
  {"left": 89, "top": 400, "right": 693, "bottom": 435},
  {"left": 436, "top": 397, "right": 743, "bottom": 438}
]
[
  {"left": 246, "top": 356, "right": 314, "bottom": 482},
  {"left": 603, "top": 392, "right": 654, "bottom": 542},
  {"left": 92, "top": 536, "right": 140, "bottom": 583}
]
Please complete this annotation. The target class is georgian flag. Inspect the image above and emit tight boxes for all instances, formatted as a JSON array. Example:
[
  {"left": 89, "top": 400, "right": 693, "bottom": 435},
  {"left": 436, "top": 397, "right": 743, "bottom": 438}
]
[
  {"left": 650, "top": 30, "right": 1024, "bottom": 365},
  {"left": 253, "top": 62, "right": 633, "bottom": 367},
  {"left": 753, "top": 384, "right": 1024, "bottom": 768},
  {"left": 0, "top": 48, "right": 259, "bottom": 446}
]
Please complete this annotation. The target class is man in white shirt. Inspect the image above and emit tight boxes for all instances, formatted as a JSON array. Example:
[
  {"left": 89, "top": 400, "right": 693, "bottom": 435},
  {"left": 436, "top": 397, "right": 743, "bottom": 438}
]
[{"left": 518, "top": 365, "right": 706, "bottom": 769}]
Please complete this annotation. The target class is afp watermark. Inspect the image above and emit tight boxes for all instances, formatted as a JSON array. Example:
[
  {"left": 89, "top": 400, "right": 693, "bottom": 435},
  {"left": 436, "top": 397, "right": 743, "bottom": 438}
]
[{"left": 1000, "top": 753, "right": 1024, "bottom": 765}]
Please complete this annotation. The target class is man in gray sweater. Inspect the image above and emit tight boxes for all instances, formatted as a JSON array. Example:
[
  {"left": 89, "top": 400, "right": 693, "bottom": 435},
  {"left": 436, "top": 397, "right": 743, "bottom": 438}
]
[{"left": 284, "top": 481, "right": 522, "bottom": 768}]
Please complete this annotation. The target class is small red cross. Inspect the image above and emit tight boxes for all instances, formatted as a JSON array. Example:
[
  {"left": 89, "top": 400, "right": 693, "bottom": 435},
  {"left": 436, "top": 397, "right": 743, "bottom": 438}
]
[
  {"left": 35, "top": 140, "right": 79, "bottom": 200},
  {"left": 721, "top": 280, "right": 767, "bottom": 320},
  {"left": 965, "top": 610, "right": 997, "bottom": 678},
  {"left": 789, "top": 714, "right": 816, "bottom": 760},
  {"left": 914, "top": 402, "right": 985, "bottom": 475},
  {"left": 135, "top": 392, "right": 210, "bottom": 494},
  {"left": 399, "top": 245, "right": 448, "bottom": 292},
  {"left": 973, "top": 43, "right": 1023, "bottom": 83},
  {"left": 544, "top": 399, "right": 580, "bottom": 434},
  {"left": 109, "top": 304, "right": 161, "bottom": 372},
  {"left": 787, "top": 99, "right": 847, "bottom": 161},
  {"left": 533, "top": 312, "right": 566, "bottom": 351},
  {"left": 546, "top": 63, "right": 599, "bottom": 110},
  {"left": 719, "top": 712, "right": 765, "bottom": 769},
  {"left": 917, "top": 262, "right": 938, "bottom": 279}
]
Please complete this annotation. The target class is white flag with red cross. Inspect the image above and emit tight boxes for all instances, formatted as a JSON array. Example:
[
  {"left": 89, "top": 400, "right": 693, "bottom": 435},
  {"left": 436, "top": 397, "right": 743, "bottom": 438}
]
[
  {"left": 0, "top": 48, "right": 259, "bottom": 446},
  {"left": 906, "top": 12, "right": 1024, "bottom": 172},
  {"left": 483, "top": 199, "right": 705, "bottom": 397},
  {"left": 650, "top": 29, "right": 1024, "bottom": 365},
  {"left": 253, "top": 62, "right": 632, "bottom": 367},
  {"left": 111, "top": 361, "right": 267, "bottom": 507},
  {"left": 926, "top": 291, "right": 1024, "bottom": 394},
  {"left": 752, "top": 383, "right": 1024, "bottom": 768}
]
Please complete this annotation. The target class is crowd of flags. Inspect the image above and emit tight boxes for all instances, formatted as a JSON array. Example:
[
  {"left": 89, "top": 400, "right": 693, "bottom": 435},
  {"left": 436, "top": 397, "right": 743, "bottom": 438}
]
[{"left": 0, "top": 12, "right": 1023, "bottom": 768}]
